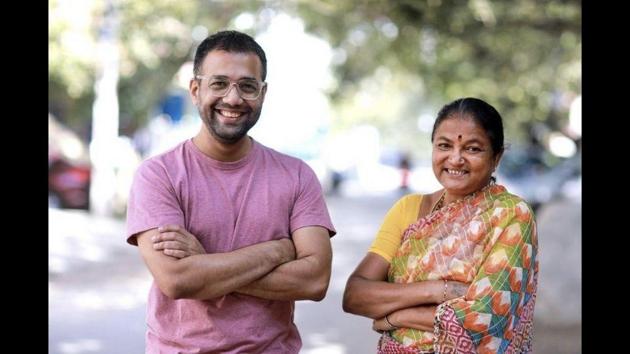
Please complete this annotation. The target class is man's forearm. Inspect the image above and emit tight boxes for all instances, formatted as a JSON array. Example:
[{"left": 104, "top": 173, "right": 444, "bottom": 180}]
[
  {"left": 236, "top": 253, "right": 331, "bottom": 301},
  {"left": 171, "top": 239, "right": 294, "bottom": 300}
]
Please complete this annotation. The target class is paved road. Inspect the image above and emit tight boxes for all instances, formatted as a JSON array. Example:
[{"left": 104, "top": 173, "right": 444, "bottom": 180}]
[{"left": 49, "top": 191, "right": 581, "bottom": 354}]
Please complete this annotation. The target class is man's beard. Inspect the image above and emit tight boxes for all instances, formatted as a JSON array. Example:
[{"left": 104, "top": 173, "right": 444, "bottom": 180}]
[{"left": 200, "top": 106, "right": 261, "bottom": 144}]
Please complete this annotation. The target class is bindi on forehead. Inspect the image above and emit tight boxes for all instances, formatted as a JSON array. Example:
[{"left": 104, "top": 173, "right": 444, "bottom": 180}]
[{"left": 458, "top": 135, "right": 462, "bottom": 141}]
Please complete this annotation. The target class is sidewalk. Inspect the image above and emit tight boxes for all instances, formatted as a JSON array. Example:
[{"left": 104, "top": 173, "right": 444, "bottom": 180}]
[
  {"left": 531, "top": 196, "right": 582, "bottom": 353},
  {"left": 49, "top": 208, "right": 150, "bottom": 354}
]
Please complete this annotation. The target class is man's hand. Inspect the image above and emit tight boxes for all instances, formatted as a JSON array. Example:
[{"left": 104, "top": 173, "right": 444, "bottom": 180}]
[
  {"left": 274, "top": 238, "right": 297, "bottom": 263},
  {"left": 235, "top": 226, "right": 331, "bottom": 301},
  {"left": 152, "top": 225, "right": 206, "bottom": 259}
]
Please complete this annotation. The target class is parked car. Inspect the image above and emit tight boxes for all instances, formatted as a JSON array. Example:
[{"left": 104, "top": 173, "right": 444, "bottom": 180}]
[
  {"left": 49, "top": 158, "right": 91, "bottom": 209},
  {"left": 497, "top": 149, "right": 581, "bottom": 211},
  {"left": 49, "top": 115, "right": 91, "bottom": 209}
]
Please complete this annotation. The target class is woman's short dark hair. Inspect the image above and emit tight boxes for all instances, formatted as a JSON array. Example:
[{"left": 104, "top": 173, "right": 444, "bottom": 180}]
[
  {"left": 431, "top": 97, "right": 504, "bottom": 157},
  {"left": 193, "top": 30, "right": 267, "bottom": 81}
]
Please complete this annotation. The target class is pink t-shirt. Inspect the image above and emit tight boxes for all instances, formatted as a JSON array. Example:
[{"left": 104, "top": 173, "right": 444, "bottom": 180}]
[{"left": 126, "top": 138, "right": 336, "bottom": 354}]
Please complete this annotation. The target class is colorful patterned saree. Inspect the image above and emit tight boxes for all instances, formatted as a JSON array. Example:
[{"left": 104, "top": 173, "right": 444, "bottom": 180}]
[{"left": 378, "top": 184, "right": 538, "bottom": 354}]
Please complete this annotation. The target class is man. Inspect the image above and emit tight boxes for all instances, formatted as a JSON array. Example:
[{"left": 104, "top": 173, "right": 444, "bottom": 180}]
[{"left": 126, "top": 30, "right": 336, "bottom": 353}]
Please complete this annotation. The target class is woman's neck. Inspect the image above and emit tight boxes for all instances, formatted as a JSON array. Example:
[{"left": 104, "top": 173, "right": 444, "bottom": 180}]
[
  {"left": 442, "top": 180, "right": 494, "bottom": 205},
  {"left": 442, "top": 192, "right": 463, "bottom": 205}
]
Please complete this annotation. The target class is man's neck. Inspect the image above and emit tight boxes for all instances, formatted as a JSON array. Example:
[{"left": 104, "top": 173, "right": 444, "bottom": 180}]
[{"left": 192, "top": 130, "right": 252, "bottom": 162}]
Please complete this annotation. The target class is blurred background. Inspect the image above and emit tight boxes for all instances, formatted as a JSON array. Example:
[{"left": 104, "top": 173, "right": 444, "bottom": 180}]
[{"left": 49, "top": 0, "right": 581, "bottom": 353}]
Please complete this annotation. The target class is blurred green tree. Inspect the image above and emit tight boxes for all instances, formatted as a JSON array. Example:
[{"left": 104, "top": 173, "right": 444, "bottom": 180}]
[
  {"left": 49, "top": 0, "right": 261, "bottom": 137},
  {"left": 293, "top": 0, "right": 581, "bottom": 152},
  {"left": 50, "top": 0, "right": 580, "bottom": 153}
]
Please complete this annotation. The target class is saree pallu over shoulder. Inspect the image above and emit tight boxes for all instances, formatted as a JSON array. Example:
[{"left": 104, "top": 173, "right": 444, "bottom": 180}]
[{"left": 382, "top": 184, "right": 538, "bottom": 354}]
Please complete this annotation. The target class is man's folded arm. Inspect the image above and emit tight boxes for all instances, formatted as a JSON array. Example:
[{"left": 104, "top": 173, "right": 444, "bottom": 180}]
[
  {"left": 236, "top": 226, "right": 333, "bottom": 301},
  {"left": 136, "top": 228, "right": 295, "bottom": 300}
]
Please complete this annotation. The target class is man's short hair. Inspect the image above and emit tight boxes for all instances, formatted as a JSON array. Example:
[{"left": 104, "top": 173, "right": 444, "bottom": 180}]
[{"left": 193, "top": 30, "right": 267, "bottom": 81}]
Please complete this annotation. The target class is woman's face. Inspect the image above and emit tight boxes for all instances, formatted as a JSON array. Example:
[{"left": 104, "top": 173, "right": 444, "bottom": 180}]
[{"left": 432, "top": 115, "right": 502, "bottom": 200}]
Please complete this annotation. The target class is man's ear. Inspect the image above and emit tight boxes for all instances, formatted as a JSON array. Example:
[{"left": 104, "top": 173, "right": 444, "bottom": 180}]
[{"left": 189, "top": 78, "right": 200, "bottom": 106}]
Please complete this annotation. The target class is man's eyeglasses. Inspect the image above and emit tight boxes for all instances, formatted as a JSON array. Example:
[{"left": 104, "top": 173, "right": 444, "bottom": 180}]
[{"left": 195, "top": 75, "right": 266, "bottom": 100}]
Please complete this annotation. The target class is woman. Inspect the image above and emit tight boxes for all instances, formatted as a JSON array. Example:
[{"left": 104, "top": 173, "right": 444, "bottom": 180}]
[{"left": 343, "top": 97, "right": 538, "bottom": 354}]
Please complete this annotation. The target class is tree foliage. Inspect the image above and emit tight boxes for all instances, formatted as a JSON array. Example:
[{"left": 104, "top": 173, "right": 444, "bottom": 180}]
[
  {"left": 49, "top": 0, "right": 261, "bottom": 137},
  {"left": 292, "top": 0, "right": 581, "bottom": 149},
  {"left": 50, "top": 0, "right": 580, "bottom": 151}
]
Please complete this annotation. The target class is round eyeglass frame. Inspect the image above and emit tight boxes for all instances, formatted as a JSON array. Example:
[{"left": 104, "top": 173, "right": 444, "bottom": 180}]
[{"left": 195, "top": 75, "right": 266, "bottom": 100}]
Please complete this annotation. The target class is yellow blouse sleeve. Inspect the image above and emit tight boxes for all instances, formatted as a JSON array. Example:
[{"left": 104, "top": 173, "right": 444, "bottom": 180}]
[{"left": 368, "top": 194, "right": 423, "bottom": 262}]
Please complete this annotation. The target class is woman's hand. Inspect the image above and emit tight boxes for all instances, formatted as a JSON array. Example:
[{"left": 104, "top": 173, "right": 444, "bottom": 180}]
[
  {"left": 372, "top": 316, "right": 397, "bottom": 334},
  {"left": 152, "top": 224, "right": 206, "bottom": 259},
  {"left": 442, "top": 280, "right": 471, "bottom": 302}
]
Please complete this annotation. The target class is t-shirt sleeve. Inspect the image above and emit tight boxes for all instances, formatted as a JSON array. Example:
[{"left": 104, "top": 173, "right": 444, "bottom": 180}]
[
  {"left": 125, "top": 159, "right": 185, "bottom": 246},
  {"left": 289, "top": 162, "right": 336, "bottom": 237},
  {"left": 367, "top": 194, "right": 422, "bottom": 262}
]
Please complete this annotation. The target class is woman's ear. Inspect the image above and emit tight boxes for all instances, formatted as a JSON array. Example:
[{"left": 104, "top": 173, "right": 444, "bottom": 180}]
[{"left": 493, "top": 150, "right": 504, "bottom": 171}]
